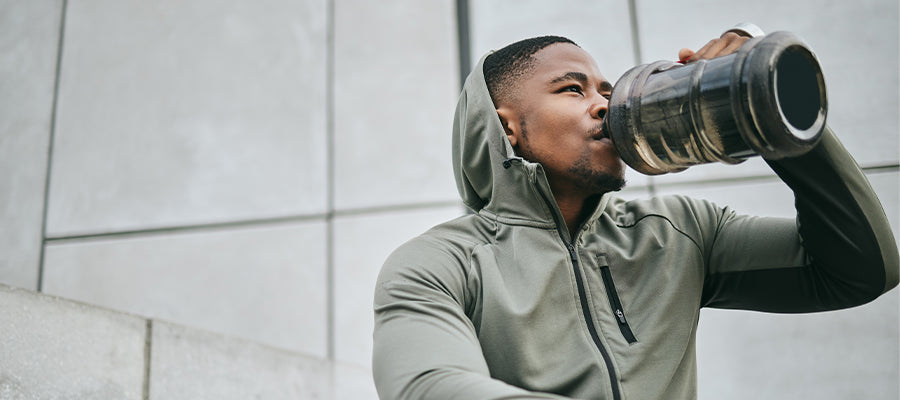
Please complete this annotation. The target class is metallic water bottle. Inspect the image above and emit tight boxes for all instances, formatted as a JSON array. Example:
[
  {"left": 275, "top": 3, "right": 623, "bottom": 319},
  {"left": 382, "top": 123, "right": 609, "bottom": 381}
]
[{"left": 603, "top": 29, "right": 828, "bottom": 175}]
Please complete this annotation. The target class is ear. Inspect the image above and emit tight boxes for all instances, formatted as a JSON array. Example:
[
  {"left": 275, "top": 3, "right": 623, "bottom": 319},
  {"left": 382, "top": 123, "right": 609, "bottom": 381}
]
[{"left": 496, "top": 106, "right": 521, "bottom": 148}]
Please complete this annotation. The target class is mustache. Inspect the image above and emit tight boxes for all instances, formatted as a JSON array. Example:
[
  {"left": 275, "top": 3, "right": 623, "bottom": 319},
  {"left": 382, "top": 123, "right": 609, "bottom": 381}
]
[{"left": 589, "top": 122, "right": 606, "bottom": 138}]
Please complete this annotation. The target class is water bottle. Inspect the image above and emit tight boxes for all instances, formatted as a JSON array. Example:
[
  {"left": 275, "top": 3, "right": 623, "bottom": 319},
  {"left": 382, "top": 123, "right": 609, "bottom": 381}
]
[{"left": 603, "top": 28, "right": 827, "bottom": 175}]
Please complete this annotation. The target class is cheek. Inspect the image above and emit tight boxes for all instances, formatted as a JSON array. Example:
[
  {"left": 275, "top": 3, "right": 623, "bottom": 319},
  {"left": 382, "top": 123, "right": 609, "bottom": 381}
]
[
  {"left": 519, "top": 107, "right": 590, "bottom": 159},
  {"left": 528, "top": 104, "right": 579, "bottom": 131}
]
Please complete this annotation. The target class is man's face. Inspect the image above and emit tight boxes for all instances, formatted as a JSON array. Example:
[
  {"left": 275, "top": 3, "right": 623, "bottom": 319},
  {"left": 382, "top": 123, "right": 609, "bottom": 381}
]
[{"left": 499, "top": 43, "right": 625, "bottom": 196}]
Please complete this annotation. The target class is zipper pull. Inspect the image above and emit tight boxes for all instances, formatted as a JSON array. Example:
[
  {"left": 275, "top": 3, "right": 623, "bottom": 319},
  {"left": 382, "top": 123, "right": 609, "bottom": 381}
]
[{"left": 615, "top": 309, "right": 627, "bottom": 324}]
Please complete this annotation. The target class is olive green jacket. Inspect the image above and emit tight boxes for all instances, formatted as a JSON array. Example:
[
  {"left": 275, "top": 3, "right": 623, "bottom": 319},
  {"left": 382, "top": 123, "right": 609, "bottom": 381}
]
[{"left": 372, "top": 54, "right": 899, "bottom": 400}]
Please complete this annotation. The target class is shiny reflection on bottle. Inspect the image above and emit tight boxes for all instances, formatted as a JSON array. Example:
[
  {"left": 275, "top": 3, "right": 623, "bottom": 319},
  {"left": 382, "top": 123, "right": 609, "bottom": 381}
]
[{"left": 604, "top": 31, "right": 827, "bottom": 175}]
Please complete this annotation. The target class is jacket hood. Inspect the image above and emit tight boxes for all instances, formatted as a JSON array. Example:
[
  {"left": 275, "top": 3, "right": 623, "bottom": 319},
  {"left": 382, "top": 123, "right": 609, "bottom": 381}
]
[{"left": 452, "top": 53, "right": 560, "bottom": 225}]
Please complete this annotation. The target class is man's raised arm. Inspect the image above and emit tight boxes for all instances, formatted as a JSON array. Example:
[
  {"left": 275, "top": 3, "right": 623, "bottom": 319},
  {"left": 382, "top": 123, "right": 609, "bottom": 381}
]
[{"left": 702, "top": 126, "right": 899, "bottom": 311}]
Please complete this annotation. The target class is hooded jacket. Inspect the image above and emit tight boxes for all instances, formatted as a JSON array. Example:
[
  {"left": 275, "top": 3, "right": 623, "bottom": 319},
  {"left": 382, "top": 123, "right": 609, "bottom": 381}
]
[{"left": 372, "top": 53, "right": 899, "bottom": 400}]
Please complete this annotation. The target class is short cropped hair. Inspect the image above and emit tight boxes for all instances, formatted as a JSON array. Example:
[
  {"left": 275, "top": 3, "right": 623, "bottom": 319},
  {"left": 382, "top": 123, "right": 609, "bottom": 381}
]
[{"left": 483, "top": 35, "right": 578, "bottom": 107}]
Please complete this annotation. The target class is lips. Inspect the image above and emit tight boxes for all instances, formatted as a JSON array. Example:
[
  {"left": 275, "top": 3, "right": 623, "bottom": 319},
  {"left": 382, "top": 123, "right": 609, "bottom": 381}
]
[{"left": 593, "top": 117, "right": 612, "bottom": 141}]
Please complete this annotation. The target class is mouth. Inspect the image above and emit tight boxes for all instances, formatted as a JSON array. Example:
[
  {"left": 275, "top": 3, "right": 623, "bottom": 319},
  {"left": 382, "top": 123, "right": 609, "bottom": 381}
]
[{"left": 590, "top": 126, "right": 608, "bottom": 141}]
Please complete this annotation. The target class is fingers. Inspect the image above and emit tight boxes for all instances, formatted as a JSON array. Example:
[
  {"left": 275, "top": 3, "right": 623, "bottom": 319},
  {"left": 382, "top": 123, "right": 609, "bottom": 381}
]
[
  {"left": 679, "top": 32, "right": 750, "bottom": 63},
  {"left": 677, "top": 48, "right": 695, "bottom": 63},
  {"left": 689, "top": 38, "right": 723, "bottom": 62},
  {"left": 716, "top": 32, "right": 750, "bottom": 57}
]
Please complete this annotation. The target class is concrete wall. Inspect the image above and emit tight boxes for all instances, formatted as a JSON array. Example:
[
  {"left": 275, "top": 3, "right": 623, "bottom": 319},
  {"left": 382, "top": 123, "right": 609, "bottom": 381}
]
[
  {"left": 1, "top": 0, "right": 897, "bottom": 399},
  {"left": 2, "top": 0, "right": 460, "bottom": 398}
]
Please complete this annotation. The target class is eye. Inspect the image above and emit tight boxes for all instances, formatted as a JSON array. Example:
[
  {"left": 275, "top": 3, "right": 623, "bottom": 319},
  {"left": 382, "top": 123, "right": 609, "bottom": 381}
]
[{"left": 561, "top": 85, "right": 584, "bottom": 95}]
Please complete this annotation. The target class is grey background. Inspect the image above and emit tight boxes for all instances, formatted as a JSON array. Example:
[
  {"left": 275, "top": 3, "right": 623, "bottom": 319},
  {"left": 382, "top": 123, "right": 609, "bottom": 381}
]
[{"left": 1, "top": 0, "right": 897, "bottom": 398}]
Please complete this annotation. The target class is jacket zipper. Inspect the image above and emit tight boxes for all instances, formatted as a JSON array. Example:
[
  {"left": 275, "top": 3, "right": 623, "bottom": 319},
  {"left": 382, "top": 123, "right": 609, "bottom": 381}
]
[
  {"left": 599, "top": 266, "right": 638, "bottom": 344},
  {"left": 528, "top": 173, "right": 622, "bottom": 400},
  {"left": 566, "top": 244, "right": 622, "bottom": 400}
]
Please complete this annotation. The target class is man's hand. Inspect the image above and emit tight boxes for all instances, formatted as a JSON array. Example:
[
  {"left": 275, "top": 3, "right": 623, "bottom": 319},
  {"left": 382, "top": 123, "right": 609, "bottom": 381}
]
[{"left": 677, "top": 31, "right": 751, "bottom": 63}]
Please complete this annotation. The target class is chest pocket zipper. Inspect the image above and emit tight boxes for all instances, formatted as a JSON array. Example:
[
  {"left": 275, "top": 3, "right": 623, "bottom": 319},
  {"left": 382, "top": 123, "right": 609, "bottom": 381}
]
[{"left": 597, "top": 259, "right": 638, "bottom": 344}]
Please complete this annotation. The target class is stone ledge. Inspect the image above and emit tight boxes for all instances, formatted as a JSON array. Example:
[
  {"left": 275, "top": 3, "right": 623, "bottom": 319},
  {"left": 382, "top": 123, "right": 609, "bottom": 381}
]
[{"left": 0, "top": 284, "right": 339, "bottom": 400}]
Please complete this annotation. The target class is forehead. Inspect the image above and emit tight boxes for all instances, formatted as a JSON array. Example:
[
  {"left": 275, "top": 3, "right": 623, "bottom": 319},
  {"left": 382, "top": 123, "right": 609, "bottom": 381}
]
[{"left": 530, "top": 43, "right": 607, "bottom": 84}]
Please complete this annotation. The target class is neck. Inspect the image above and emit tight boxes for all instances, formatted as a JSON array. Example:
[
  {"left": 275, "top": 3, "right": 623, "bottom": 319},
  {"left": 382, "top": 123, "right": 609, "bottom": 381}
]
[{"left": 555, "top": 192, "right": 603, "bottom": 239}]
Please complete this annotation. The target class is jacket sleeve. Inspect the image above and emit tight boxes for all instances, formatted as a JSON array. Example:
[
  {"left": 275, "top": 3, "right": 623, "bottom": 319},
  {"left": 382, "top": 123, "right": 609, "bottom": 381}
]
[
  {"left": 701, "top": 126, "right": 899, "bottom": 311},
  {"left": 372, "top": 239, "right": 572, "bottom": 400}
]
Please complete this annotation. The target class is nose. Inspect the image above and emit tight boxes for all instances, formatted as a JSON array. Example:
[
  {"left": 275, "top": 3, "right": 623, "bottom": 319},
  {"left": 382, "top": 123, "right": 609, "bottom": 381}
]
[{"left": 590, "top": 95, "right": 609, "bottom": 120}]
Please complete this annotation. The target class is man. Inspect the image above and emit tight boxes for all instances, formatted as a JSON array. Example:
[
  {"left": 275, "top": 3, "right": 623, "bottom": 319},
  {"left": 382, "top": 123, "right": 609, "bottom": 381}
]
[{"left": 372, "top": 30, "right": 899, "bottom": 400}]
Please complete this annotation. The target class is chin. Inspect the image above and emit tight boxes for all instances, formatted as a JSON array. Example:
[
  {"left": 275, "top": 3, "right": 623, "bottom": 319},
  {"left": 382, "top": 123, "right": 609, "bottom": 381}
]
[{"left": 585, "top": 172, "right": 626, "bottom": 194}]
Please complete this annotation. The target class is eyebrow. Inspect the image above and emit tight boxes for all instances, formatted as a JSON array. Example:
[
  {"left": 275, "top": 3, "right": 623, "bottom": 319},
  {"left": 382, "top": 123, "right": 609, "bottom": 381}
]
[
  {"left": 599, "top": 80, "right": 613, "bottom": 92},
  {"left": 549, "top": 71, "right": 613, "bottom": 92}
]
